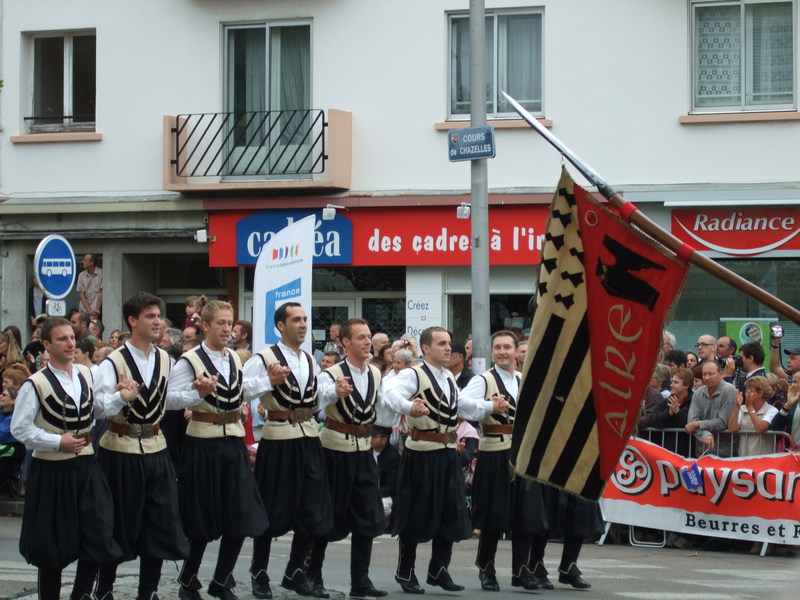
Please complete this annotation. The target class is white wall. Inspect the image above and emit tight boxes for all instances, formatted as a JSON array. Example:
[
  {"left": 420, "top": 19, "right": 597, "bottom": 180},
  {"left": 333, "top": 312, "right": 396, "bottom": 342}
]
[{"left": 2, "top": 0, "right": 800, "bottom": 199}]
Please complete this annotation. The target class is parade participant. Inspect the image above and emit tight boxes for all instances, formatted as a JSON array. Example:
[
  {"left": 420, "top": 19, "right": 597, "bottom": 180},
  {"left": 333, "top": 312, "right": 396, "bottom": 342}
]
[
  {"left": 383, "top": 326, "right": 508, "bottom": 594},
  {"left": 12, "top": 317, "right": 120, "bottom": 600},
  {"left": 93, "top": 293, "right": 189, "bottom": 600},
  {"left": 306, "top": 318, "right": 387, "bottom": 599},
  {"left": 244, "top": 302, "right": 332, "bottom": 599},
  {"left": 167, "top": 301, "right": 269, "bottom": 600},
  {"left": 460, "top": 330, "right": 546, "bottom": 591}
]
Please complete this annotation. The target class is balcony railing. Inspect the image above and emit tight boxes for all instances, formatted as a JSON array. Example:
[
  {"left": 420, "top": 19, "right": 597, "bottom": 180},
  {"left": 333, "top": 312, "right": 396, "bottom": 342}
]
[
  {"left": 172, "top": 109, "right": 327, "bottom": 178},
  {"left": 163, "top": 109, "right": 351, "bottom": 192}
]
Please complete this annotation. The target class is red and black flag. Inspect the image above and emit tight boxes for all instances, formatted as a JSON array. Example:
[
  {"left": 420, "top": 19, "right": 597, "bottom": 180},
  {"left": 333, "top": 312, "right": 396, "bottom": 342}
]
[{"left": 511, "top": 169, "right": 687, "bottom": 501}]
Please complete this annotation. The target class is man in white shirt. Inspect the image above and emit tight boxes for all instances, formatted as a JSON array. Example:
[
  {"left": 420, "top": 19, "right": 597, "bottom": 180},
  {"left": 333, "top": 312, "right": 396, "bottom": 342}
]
[
  {"left": 244, "top": 302, "right": 332, "bottom": 599},
  {"left": 306, "top": 319, "right": 387, "bottom": 599},
  {"left": 167, "top": 301, "right": 269, "bottom": 600},
  {"left": 93, "top": 293, "right": 190, "bottom": 600},
  {"left": 383, "top": 327, "right": 507, "bottom": 594},
  {"left": 12, "top": 317, "right": 120, "bottom": 600},
  {"left": 460, "top": 331, "right": 546, "bottom": 591}
]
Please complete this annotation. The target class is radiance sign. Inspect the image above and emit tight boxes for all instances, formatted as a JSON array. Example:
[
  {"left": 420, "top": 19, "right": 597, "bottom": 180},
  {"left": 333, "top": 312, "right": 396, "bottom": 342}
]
[{"left": 672, "top": 207, "right": 800, "bottom": 256}]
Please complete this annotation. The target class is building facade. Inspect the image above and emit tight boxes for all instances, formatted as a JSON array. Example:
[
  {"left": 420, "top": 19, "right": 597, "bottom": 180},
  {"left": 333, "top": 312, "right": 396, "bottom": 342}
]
[{"left": 2, "top": 0, "right": 800, "bottom": 350}]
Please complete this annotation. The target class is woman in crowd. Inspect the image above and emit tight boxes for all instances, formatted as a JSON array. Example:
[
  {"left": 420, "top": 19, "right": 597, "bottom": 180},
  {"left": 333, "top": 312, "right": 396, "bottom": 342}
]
[
  {"left": 107, "top": 329, "right": 122, "bottom": 349},
  {"left": 728, "top": 376, "right": 779, "bottom": 457}
]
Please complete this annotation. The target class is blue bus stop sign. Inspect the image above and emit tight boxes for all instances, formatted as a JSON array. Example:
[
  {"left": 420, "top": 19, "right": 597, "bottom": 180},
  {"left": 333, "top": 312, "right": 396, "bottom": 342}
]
[{"left": 34, "top": 235, "right": 77, "bottom": 300}]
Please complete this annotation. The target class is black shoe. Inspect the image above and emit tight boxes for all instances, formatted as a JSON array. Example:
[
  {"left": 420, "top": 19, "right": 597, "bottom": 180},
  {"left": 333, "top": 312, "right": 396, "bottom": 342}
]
[
  {"left": 179, "top": 587, "right": 204, "bottom": 600},
  {"left": 511, "top": 569, "right": 541, "bottom": 591},
  {"left": 350, "top": 583, "right": 389, "bottom": 598},
  {"left": 208, "top": 580, "right": 239, "bottom": 600},
  {"left": 251, "top": 572, "right": 272, "bottom": 600},
  {"left": 281, "top": 569, "right": 324, "bottom": 597},
  {"left": 426, "top": 570, "right": 464, "bottom": 592},
  {"left": 479, "top": 571, "right": 500, "bottom": 591},
  {"left": 96, "top": 593, "right": 114, "bottom": 600},
  {"left": 533, "top": 575, "right": 554, "bottom": 590},
  {"left": 310, "top": 580, "right": 330, "bottom": 599},
  {"left": 395, "top": 575, "right": 425, "bottom": 595},
  {"left": 136, "top": 594, "right": 160, "bottom": 600},
  {"left": 558, "top": 573, "right": 591, "bottom": 589}
]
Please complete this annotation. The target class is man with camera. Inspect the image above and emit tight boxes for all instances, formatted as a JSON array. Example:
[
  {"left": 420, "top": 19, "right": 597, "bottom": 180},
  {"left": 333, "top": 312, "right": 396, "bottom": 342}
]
[{"left": 723, "top": 342, "right": 765, "bottom": 393}]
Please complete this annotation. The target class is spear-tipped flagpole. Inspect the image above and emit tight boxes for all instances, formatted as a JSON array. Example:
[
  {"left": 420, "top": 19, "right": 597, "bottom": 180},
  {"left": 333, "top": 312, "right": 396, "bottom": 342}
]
[{"left": 501, "top": 90, "right": 800, "bottom": 326}]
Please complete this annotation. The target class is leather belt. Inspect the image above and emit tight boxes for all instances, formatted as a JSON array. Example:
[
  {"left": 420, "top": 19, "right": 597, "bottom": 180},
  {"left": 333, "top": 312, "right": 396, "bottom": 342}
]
[
  {"left": 191, "top": 410, "right": 241, "bottom": 425},
  {"left": 268, "top": 408, "right": 315, "bottom": 423},
  {"left": 410, "top": 428, "right": 457, "bottom": 444},
  {"left": 73, "top": 432, "right": 93, "bottom": 443},
  {"left": 483, "top": 424, "right": 514, "bottom": 435},
  {"left": 324, "top": 418, "right": 373, "bottom": 438},
  {"left": 108, "top": 421, "right": 160, "bottom": 439}
]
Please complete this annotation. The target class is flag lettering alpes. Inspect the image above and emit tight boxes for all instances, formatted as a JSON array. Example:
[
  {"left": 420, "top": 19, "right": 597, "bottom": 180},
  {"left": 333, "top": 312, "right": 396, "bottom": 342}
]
[{"left": 511, "top": 169, "right": 687, "bottom": 501}]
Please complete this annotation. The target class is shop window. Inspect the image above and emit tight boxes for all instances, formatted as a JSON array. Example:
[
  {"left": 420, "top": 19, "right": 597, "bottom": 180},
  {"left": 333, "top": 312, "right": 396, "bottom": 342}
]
[
  {"left": 244, "top": 266, "right": 405, "bottom": 293},
  {"left": 156, "top": 256, "right": 227, "bottom": 290},
  {"left": 665, "top": 258, "right": 800, "bottom": 351},
  {"left": 450, "top": 293, "right": 534, "bottom": 346},
  {"left": 30, "top": 32, "right": 96, "bottom": 132},
  {"left": 692, "top": 1, "right": 795, "bottom": 112},
  {"left": 449, "top": 9, "right": 543, "bottom": 118}
]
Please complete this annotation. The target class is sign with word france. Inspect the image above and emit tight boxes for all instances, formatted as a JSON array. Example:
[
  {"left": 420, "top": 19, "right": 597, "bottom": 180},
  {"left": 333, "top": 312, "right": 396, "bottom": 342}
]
[
  {"left": 448, "top": 125, "right": 496, "bottom": 162},
  {"left": 34, "top": 235, "right": 76, "bottom": 300},
  {"left": 252, "top": 215, "right": 315, "bottom": 354}
]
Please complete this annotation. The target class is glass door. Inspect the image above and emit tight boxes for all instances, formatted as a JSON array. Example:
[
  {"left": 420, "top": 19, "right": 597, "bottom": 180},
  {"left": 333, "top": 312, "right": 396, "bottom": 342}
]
[{"left": 312, "top": 299, "right": 355, "bottom": 353}]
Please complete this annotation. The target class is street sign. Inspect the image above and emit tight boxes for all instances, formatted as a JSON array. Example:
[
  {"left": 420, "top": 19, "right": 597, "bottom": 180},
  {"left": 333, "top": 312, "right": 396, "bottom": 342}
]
[
  {"left": 447, "top": 125, "right": 496, "bottom": 162},
  {"left": 34, "top": 235, "right": 77, "bottom": 300},
  {"left": 46, "top": 299, "right": 67, "bottom": 317}
]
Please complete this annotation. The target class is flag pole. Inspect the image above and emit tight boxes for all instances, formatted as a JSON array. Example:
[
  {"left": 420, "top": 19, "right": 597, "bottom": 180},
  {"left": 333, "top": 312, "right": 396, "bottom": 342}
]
[{"left": 501, "top": 91, "right": 800, "bottom": 326}]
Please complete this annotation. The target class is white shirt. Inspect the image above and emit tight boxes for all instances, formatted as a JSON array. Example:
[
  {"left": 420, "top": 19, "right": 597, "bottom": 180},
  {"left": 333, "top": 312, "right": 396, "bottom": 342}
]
[
  {"left": 167, "top": 342, "right": 234, "bottom": 410},
  {"left": 460, "top": 366, "right": 520, "bottom": 414},
  {"left": 382, "top": 359, "right": 493, "bottom": 422},
  {"left": 243, "top": 341, "right": 314, "bottom": 402},
  {"left": 11, "top": 363, "right": 100, "bottom": 451},
  {"left": 317, "top": 358, "right": 376, "bottom": 411},
  {"left": 95, "top": 341, "right": 178, "bottom": 416}
]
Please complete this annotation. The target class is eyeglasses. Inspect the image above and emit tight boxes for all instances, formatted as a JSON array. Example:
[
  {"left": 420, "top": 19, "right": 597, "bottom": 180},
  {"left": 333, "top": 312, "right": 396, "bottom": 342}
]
[{"left": 695, "top": 342, "right": 714, "bottom": 348}]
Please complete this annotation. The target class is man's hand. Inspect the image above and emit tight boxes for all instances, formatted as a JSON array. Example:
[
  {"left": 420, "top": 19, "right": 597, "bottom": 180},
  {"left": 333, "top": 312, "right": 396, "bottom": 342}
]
[
  {"left": 115, "top": 375, "right": 141, "bottom": 403},
  {"left": 183, "top": 409, "right": 192, "bottom": 422},
  {"left": 410, "top": 398, "right": 429, "bottom": 418},
  {"left": 335, "top": 376, "right": 353, "bottom": 399},
  {"left": 785, "top": 381, "right": 800, "bottom": 409},
  {"left": 668, "top": 394, "right": 680, "bottom": 416},
  {"left": 491, "top": 394, "right": 509, "bottom": 415},
  {"left": 59, "top": 432, "right": 86, "bottom": 453},
  {"left": 456, "top": 440, "right": 466, "bottom": 454},
  {"left": 267, "top": 363, "right": 291, "bottom": 387},
  {"left": 192, "top": 375, "right": 217, "bottom": 397},
  {"left": 723, "top": 358, "right": 736, "bottom": 377},
  {"left": 685, "top": 421, "right": 700, "bottom": 434},
  {"left": 257, "top": 404, "right": 266, "bottom": 417},
  {"left": 703, "top": 434, "right": 715, "bottom": 451}
]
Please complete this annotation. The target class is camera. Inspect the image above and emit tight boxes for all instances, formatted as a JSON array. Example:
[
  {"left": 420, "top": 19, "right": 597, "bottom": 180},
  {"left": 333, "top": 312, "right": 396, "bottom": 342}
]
[
  {"left": 403, "top": 340, "right": 410, "bottom": 347},
  {"left": 771, "top": 325, "right": 784, "bottom": 339},
  {"left": 732, "top": 355, "right": 743, "bottom": 370},
  {"left": 191, "top": 315, "right": 199, "bottom": 324}
]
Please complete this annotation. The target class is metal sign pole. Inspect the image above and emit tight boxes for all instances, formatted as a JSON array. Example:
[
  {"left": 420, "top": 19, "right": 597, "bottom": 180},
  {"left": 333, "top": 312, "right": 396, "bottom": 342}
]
[{"left": 469, "top": 0, "right": 490, "bottom": 373}]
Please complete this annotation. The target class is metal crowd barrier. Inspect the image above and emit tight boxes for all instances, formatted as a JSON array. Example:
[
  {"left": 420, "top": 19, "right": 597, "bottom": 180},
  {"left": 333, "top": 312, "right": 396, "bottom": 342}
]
[{"left": 600, "top": 428, "right": 797, "bottom": 553}]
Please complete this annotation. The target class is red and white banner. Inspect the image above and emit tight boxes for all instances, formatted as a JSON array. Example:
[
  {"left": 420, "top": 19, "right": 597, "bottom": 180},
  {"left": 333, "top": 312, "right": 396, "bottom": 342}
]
[
  {"left": 671, "top": 207, "right": 800, "bottom": 256},
  {"left": 601, "top": 438, "right": 800, "bottom": 545}
]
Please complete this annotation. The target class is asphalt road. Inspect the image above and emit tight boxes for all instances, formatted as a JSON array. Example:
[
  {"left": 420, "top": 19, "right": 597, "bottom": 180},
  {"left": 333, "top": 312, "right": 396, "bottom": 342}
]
[{"left": 0, "top": 516, "right": 797, "bottom": 600}]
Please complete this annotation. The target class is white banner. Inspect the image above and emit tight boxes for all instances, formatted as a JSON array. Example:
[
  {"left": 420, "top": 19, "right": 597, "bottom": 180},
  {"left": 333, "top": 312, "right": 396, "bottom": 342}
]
[{"left": 253, "top": 215, "right": 315, "bottom": 353}]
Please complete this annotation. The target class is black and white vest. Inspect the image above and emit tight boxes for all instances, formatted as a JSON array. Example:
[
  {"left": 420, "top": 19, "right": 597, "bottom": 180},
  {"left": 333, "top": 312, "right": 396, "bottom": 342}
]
[
  {"left": 479, "top": 367, "right": 520, "bottom": 452},
  {"left": 320, "top": 361, "right": 381, "bottom": 452},
  {"left": 406, "top": 363, "right": 458, "bottom": 452}
]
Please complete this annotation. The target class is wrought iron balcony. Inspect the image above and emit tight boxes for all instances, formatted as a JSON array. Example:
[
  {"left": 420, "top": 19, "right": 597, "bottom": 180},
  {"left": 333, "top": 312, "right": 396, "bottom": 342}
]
[{"left": 163, "top": 109, "right": 352, "bottom": 192}]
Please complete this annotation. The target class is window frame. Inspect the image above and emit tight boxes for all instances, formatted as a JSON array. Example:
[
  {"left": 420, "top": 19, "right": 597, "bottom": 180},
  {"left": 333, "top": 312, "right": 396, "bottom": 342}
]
[
  {"left": 28, "top": 30, "right": 96, "bottom": 133},
  {"left": 446, "top": 8, "right": 545, "bottom": 120},
  {"left": 690, "top": 0, "right": 797, "bottom": 114},
  {"left": 222, "top": 19, "right": 314, "bottom": 115}
]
